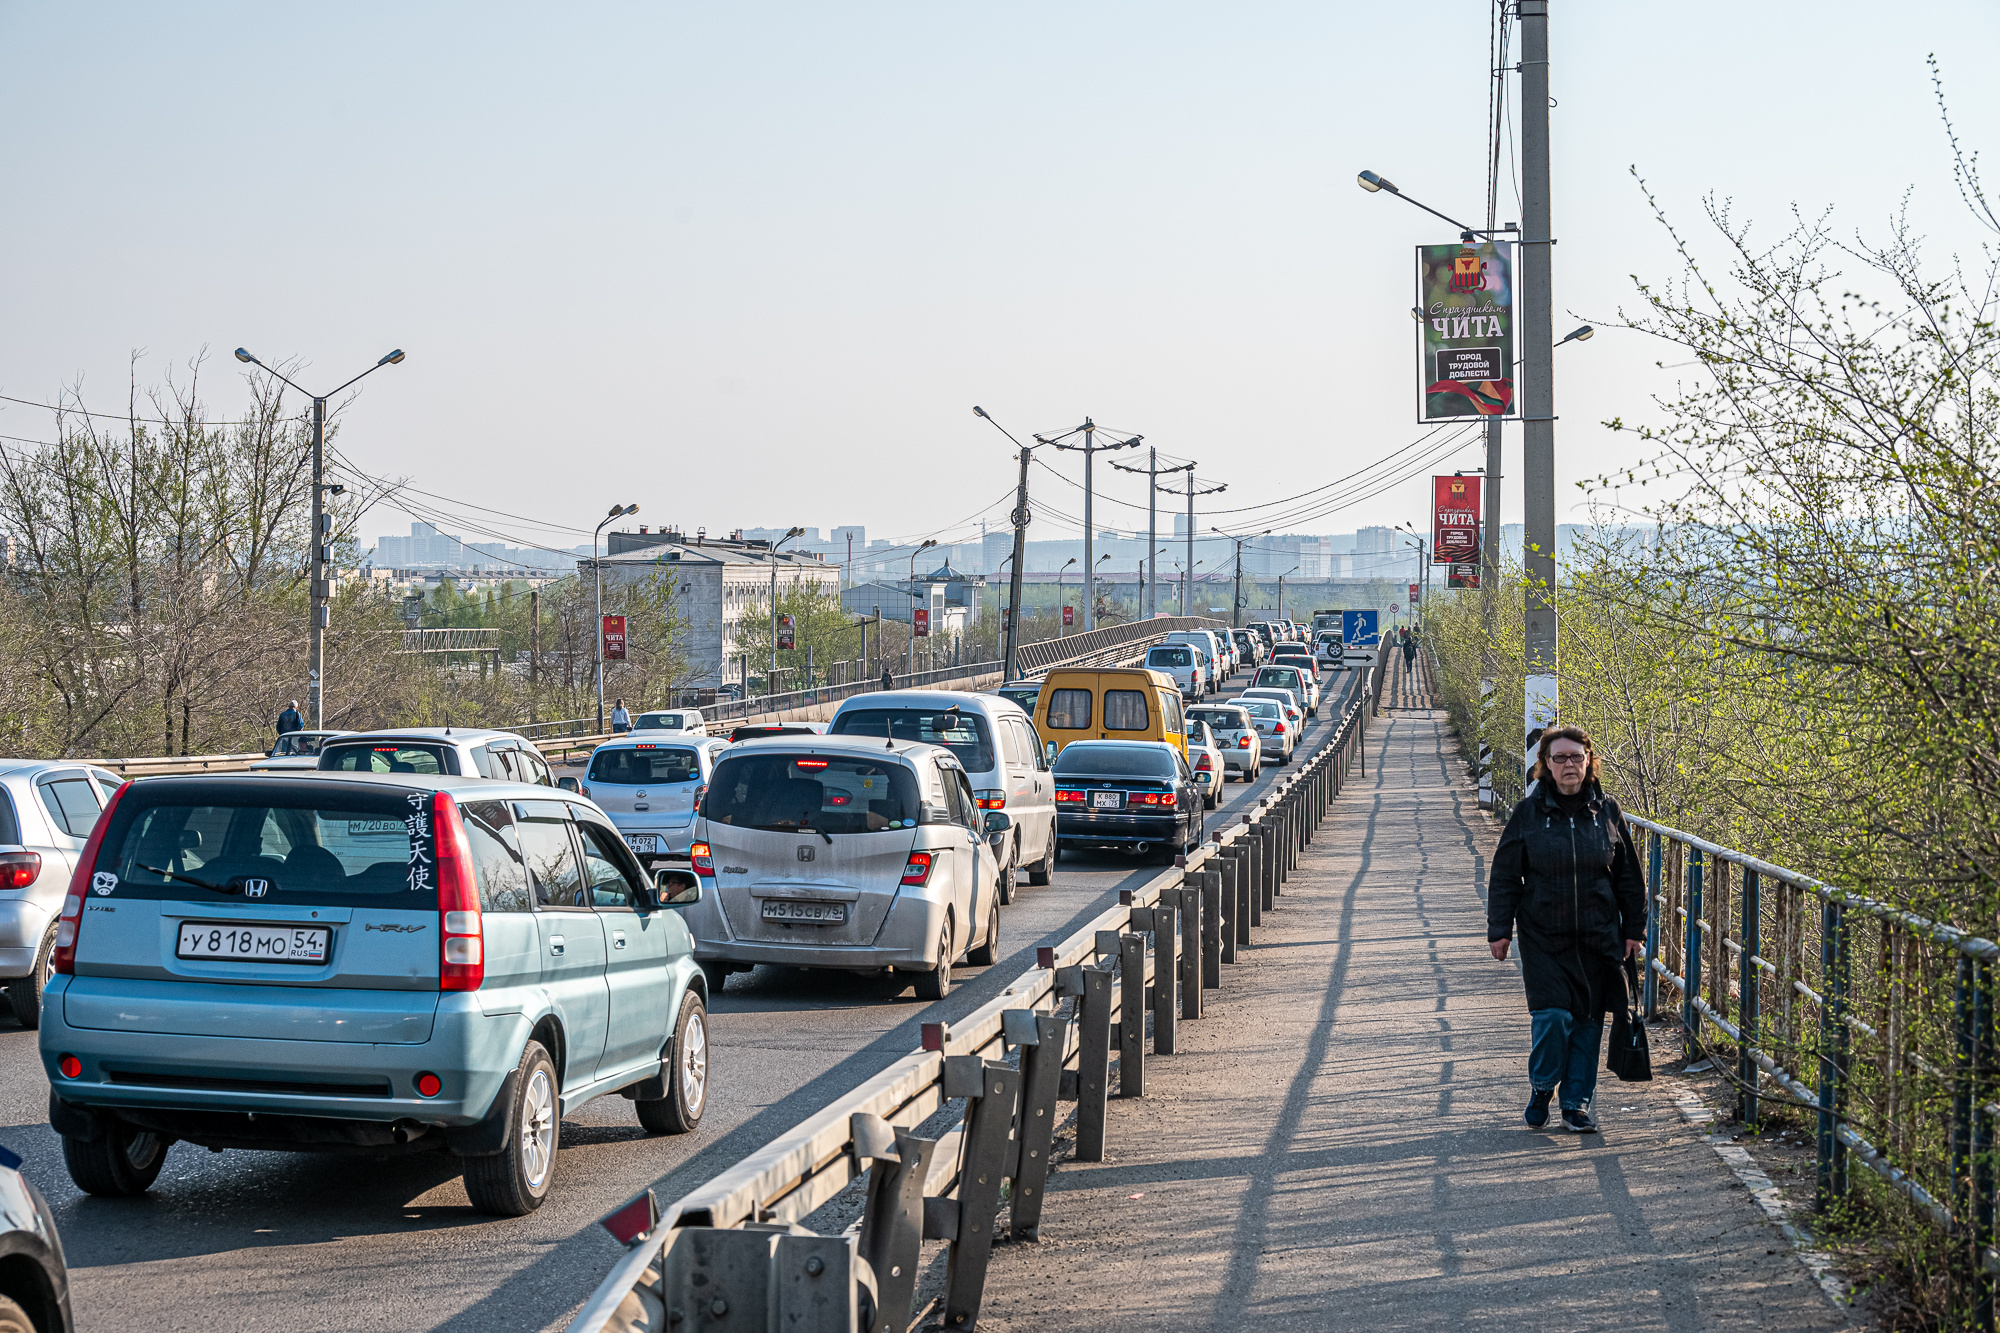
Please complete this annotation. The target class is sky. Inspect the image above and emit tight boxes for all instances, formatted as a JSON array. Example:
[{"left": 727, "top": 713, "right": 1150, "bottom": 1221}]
[{"left": 3, "top": 2, "right": 1997, "bottom": 565}]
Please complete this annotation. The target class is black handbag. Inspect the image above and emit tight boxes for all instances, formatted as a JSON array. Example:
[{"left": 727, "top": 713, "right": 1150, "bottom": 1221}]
[{"left": 1607, "top": 956, "right": 1653, "bottom": 1082}]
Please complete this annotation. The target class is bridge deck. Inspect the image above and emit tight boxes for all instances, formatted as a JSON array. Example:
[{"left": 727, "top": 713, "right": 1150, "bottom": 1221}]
[{"left": 977, "top": 689, "right": 1855, "bottom": 1331}]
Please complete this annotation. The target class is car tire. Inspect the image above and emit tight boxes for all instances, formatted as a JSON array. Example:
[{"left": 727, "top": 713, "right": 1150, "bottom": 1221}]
[
  {"left": 5, "top": 922, "right": 56, "bottom": 1030},
  {"left": 998, "top": 837, "right": 1018, "bottom": 905},
  {"left": 1026, "top": 834, "right": 1055, "bottom": 886},
  {"left": 62, "top": 1117, "right": 169, "bottom": 1197},
  {"left": 637, "top": 995, "right": 708, "bottom": 1135},
  {"left": 968, "top": 897, "right": 1000, "bottom": 967},
  {"left": 0, "top": 1295, "right": 35, "bottom": 1333},
  {"left": 913, "top": 917, "right": 953, "bottom": 1001},
  {"left": 462, "top": 1040, "right": 559, "bottom": 1217}
]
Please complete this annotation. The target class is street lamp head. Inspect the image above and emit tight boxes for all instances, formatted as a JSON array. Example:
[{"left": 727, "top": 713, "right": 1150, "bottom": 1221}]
[
  {"left": 1410, "top": 307, "right": 1425, "bottom": 322},
  {"left": 1062, "top": 557, "right": 1077, "bottom": 570},
  {"left": 787, "top": 525, "right": 805, "bottom": 538},
  {"left": 921, "top": 538, "right": 938, "bottom": 551},
  {"left": 378, "top": 349, "right": 406, "bottom": 366},
  {"left": 233, "top": 348, "right": 259, "bottom": 365},
  {"left": 1357, "top": 170, "right": 1398, "bottom": 195},
  {"left": 623, "top": 503, "right": 641, "bottom": 516},
  {"left": 1557, "top": 324, "right": 1595, "bottom": 346},
  {"left": 972, "top": 406, "right": 988, "bottom": 419}
]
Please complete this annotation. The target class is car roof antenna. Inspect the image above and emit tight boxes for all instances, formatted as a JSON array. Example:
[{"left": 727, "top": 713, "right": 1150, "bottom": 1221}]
[{"left": 885, "top": 716, "right": 895, "bottom": 749}]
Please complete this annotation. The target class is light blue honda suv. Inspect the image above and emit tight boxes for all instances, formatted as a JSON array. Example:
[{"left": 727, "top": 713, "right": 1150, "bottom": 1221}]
[{"left": 36, "top": 772, "right": 710, "bottom": 1216}]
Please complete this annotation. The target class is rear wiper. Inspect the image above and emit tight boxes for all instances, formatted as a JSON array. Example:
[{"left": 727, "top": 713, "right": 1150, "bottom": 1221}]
[
  {"left": 804, "top": 812, "right": 833, "bottom": 846},
  {"left": 137, "top": 863, "right": 234, "bottom": 896}
]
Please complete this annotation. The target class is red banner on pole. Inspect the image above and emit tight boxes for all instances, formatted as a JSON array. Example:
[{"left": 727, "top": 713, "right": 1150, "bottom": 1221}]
[
  {"left": 1432, "top": 475, "right": 1481, "bottom": 565},
  {"left": 777, "top": 614, "right": 795, "bottom": 650},
  {"left": 1061, "top": 605, "right": 1074, "bottom": 627},
  {"left": 601, "top": 615, "right": 627, "bottom": 661},
  {"left": 913, "top": 607, "right": 930, "bottom": 638},
  {"left": 1409, "top": 582, "right": 1421, "bottom": 605}
]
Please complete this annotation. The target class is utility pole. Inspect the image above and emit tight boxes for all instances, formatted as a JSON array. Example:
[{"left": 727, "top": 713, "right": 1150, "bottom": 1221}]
[
  {"left": 974, "top": 406, "right": 1038, "bottom": 681},
  {"left": 1209, "top": 528, "right": 1270, "bottom": 628},
  {"left": 529, "top": 586, "right": 541, "bottom": 722},
  {"left": 1161, "top": 472, "right": 1225, "bottom": 617},
  {"left": 1044, "top": 419, "right": 1139, "bottom": 631},
  {"left": 1111, "top": 452, "right": 1189, "bottom": 620},
  {"left": 1518, "top": 0, "right": 1557, "bottom": 781}
]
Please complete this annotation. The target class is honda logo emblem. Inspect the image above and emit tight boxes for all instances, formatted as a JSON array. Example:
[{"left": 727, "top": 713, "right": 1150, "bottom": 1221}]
[
  {"left": 797, "top": 845, "right": 816, "bottom": 862},
  {"left": 242, "top": 878, "right": 272, "bottom": 898}
]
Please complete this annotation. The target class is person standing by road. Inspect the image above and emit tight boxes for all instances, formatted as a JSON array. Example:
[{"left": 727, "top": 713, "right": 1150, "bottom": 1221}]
[
  {"left": 880, "top": 665, "right": 895, "bottom": 691},
  {"left": 610, "top": 699, "right": 631, "bottom": 733},
  {"left": 1486, "top": 725, "right": 1645, "bottom": 1132},
  {"left": 276, "top": 700, "right": 302, "bottom": 737}
]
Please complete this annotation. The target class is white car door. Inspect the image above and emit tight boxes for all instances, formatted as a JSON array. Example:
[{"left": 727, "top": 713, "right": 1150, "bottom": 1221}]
[{"left": 1011, "top": 716, "right": 1055, "bottom": 860}]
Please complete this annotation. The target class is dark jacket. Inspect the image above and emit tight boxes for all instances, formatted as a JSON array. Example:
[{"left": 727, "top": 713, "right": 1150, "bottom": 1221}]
[
  {"left": 276, "top": 707, "right": 303, "bottom": 736},
  {"left": 1487, "top": 779, "right": 1645, "bottom": 1018}
]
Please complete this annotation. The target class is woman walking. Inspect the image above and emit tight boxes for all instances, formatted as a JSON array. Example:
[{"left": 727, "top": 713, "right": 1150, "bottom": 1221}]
[{"left": 1487, "top": 725, "right": 1645, "bottom": 1132}]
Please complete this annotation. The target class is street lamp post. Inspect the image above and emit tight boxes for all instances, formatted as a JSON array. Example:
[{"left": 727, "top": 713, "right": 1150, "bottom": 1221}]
[
  {"left": 767, "top": 526, "right": 806, "bottom": 695},
  {"left": 1056, "top": 557, "right": 1077, "bottom": 626},
  {"left": 1041, "top": 419, "right": 1139, "bottom": 631},
  {"left": 232, "top": 346, "right": 404, "bottom": 731},
  {"left": 1277, "top": 564, "right": 1300, "bottom": 624},
  {"left": 1211, "top": 528, "right": 1271, "bottom": 628},
  {"left": 1092, "top": 552, "right": 1112, "bottom": 624},
  {"left": 591, "top": 502, "right": 640, "bottom": 729},
  {"left": 908, "top": 538, "right": 937, "bottom": 673}
]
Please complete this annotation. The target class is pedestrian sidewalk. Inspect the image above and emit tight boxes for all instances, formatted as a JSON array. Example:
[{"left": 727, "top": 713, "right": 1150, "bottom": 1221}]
[{"left": 974, "top": 704, "right": 1856, "bottom": 1332}]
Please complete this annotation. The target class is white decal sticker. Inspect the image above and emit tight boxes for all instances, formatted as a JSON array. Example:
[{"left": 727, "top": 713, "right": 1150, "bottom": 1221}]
[{"left": 91, "top": 871, "right": 118, "bottom": 896}]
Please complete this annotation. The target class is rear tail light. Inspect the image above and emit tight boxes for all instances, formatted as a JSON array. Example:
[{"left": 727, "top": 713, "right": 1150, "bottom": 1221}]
[
  {"left": 1055, "top": 789, "right": 1083, "bottom": 804},
  {"left": 690, "top": 841, "right": 715, "bottom": 877},
  {"left": 901, "top": 852, "right": 934, "bottom": 886},
  {"left": 54, "top": 780, "right": 128, "bottom": 975},
  {"left": 692, "top": 784, "right": 707, "bottom": 811},
  {"left": 1237, "top": 736, "right": 1251, "bottom": 748},
  {"left": 579, "top": 784, "right": 592, "bottom": 801},
  {"left": 58, "top": 1054, "right": 80, "bottom": 1079},
  {"left": 0, "top": 851, "right": 40, "bottom": 889},
  {"left": 433, "top": 792, "right": 484, "bottom": 992},
  {"left": 1274, "top": 722, "right": 1286, "bottom": 735},
  {"left": 1195, "top": 754, "right": 1213, "bottom": 772},
  {"left": 415, "top": 1072, "right": 443, "bottom": 1098},
  {"left": 975, "top": 791, "right": 1006, "bottom": 810}
]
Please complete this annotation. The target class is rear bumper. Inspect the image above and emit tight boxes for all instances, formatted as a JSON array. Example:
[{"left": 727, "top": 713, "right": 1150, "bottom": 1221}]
[
  {"left": 684, "top": 885, "right": 946, "bottom": 973},
  {"left": 37, "top": 978, "right": 526, "bottom": 1134},
  {"left": 1219, "top": 748, "right": 1257, "bottom": 773},
  {"left": 0, "top": 899, "right": 54, "bottom": 977},
  {"left": 611, "top": 821, "right": 698, "bottom": 856},
  {"left": 1058, "top": 811, "right": 1185, "bottom": 847}
]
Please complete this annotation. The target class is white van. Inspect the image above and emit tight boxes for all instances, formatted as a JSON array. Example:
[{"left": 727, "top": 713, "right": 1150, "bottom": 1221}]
[
  {"left": 1143, "top": 643, "right": 1204, "bottom": 701},
  {"left": 1163, "top": 631, "right": 1225, "bottom": 692},
  {"left": 825, "top": 690, "right": 1056, "bottom": 899}
]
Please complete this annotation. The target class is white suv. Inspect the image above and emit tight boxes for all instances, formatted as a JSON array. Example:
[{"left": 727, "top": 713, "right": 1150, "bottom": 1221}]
[{"left": 1144, "top": 644, "right": 1204, "bottom": 701}]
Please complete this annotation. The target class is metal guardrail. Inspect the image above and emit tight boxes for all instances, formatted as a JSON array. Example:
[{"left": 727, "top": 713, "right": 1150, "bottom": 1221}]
[
  {"left": 565, "top": 660, "right": 1378, "bottom": 1333},
  {"left": 1634, "top": 814, "right": 2000, "bottom": 1305}
]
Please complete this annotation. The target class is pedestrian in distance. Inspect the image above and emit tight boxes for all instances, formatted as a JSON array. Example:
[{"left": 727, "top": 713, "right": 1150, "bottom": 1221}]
[
  {"left": 879, "top": 665, "right": 895, "bottom": 691},
  {"left": 1486, "top": 725, "right": 1646, "bottom": 1133},
  {"left": 1400, "top": 627, "right": 1416, "bottom": 668},
  {"left": 610, "top": 699, "right": 631, "bottom": 733},
  {"left": 276, "top": 700, "right": 302, "bottom": 737}
]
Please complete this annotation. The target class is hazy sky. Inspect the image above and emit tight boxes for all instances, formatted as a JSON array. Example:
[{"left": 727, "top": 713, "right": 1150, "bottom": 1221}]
[{"left": 4, "top": 2, "right": 1996, "bottom": 564}]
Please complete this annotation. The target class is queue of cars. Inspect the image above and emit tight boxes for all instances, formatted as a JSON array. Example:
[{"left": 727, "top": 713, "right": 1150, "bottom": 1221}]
[{"left": 8, "top": 635, "right": 1342, "bottom": 1229}]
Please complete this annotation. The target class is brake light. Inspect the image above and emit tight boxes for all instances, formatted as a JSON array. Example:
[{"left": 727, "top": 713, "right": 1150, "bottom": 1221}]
[
  {"left": 794, "top": 759, "right": 829, "bottom": 770},
  {"left": 54, "top": 780, "right": 128, "bottom": 975},
  {"left": 433, "top": 791, "right": 484, "bottom": 992},
  {"left": 901, "top": 852, "right": 934, "bottom": 886},
  {"left": 579, "top": 784, "right": 592, "bottom": 801},
  {"left": 1055, "top": 789, "right": 1084, "bottom": 804},
  {"left": 975, "top": 790, "right": 1006, "bottom": 810},
  {"left": 1195, "top": 754, "right": 1213, "bottom": 772},
  {"left": 690, "top": 841, "right": 715, "bottom": 877},
  {"left": 1274, "top": 722, "right": 1286, "bottom": 735},
  {"left": 1237, "top": 736, "right": 1251, "bottom": 748},
  {"left": 0, "top": 851, "right": 40, "bottom": 889}
]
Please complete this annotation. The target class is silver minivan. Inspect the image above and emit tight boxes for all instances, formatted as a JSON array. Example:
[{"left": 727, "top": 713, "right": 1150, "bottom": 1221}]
[
  {"left": 0, "top": 761, "right": 127, "bottom": 1029},
  {"left": 824, "top": 691, "right": 1056, "bottom": 898},
  {"left": 580, "top": 735, "right": 729, "bottom": 860},
  {"left": 680, "top": 736, "right": 1009, "bottom": 1000}
]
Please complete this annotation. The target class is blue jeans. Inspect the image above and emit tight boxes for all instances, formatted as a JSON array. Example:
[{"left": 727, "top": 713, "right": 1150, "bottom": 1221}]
[{"left": 1529, "top": 1008, "right": 1603, "bottom": 1112}]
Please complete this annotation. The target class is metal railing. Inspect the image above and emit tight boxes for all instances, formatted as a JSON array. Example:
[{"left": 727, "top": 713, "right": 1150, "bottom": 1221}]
[
  {"left": 565, "top": 664, "right": 1378, "bottom": 1333},
  {"left": 1636, "top": 815, "right": 2000, "bottom": 1318}
]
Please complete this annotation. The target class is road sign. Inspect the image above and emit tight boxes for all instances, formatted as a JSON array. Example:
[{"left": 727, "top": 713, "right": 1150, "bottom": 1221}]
[
  {"left": 913, "top": 607, "right": 930, "bottom": 638},
  {"left": 1062, "top": 606, "right": 1074, "bottom": 627},
  {"left": 601, "top": 615, "right": 627, "bottom": 661},
  {"left": 1341, "top": 610, "right": 1379, "bottom": 646},
  {"left": 777, "top": 614, "right": 795, "bottom": 650}
]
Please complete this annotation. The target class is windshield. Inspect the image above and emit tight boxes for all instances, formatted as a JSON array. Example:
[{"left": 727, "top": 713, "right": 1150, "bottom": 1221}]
[
  {"left": 1053, "top": 744, "right": 1177, "bottom": 779},
  {"left": 96, "top": 781, "right": 435, "bottom": 906},
  {"left": 1242, "top": 700, "right": 1282, "bottom": 718},
  {"left": 703, "top": 754, "right": 920, "bottom": 834},
  {"left": 320, "top": 742, "right": 456, "bottom": 776},
  {"left": 828, "top": 708, "right": 995, "bottom": 772},
  {"left": 589, "top": 746, "right": 702, "bottom": 784},
  {"left": 635, "top": 712, "right": 689, "bottom": 730},
  {"left": 1146, "top": 647, "right": 1193, "bottom": 667},
  {"left": 1190, "top": 709, "right": 1245, "bottom": 730}
]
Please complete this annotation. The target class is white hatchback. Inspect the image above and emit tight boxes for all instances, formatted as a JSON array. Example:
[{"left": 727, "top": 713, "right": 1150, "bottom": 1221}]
[{"left": 582, "top": 735, "right": 731, "bottom": 859}]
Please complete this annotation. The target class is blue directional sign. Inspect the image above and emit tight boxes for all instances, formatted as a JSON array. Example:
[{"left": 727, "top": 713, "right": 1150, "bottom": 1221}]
[{"left": 1342, "top": 610, "right": 1379, "bottom": 646}]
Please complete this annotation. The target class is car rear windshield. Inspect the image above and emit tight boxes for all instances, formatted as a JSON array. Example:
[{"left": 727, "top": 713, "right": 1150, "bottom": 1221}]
[
  {"left": 829, "top": 708, "right": 996, "bottom": 772},
  {"left": 1256, "top": 668, "right": 1301, "bottom": 687},
  {"left": 1241, "top": 700, "right": 1282, "bottom": 717},
  {"left": 1190, "top": 709, "right": 1245, "bottom": 730},
  {"left": 93, "top": 781, "right": 437, "bottom": 907},
  {"left": 635, "top": 712, "right": 689, "bottom": 730},
  {"left": 1054, "top": 744, "right": 1176, "bottom": 779},
  {"left": 589, "top": 746, "right": 702, "bottom": 784},
  {"left": 1146, "top": 647, "right": 1192, "bottom": 667},
  {"left": 320, "top": 742, "right": 457, "bottom": 776},
  {"left": 703, "top": 754, "right": 921, "bottom": 834}
]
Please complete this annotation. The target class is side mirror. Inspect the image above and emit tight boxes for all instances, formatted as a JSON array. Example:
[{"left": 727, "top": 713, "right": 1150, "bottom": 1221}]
[
  {"left": 1044, "top": 741, "right": 1057, "bottom": 765},
  {"left": 983, "top": 810, "right": 1012, "bottom": 835},
  {"left": 654, "top": 869, "right": 702, "bottom": 907},
  {"left": 557, "top": 776, "right": 581, "bottom": 794}
]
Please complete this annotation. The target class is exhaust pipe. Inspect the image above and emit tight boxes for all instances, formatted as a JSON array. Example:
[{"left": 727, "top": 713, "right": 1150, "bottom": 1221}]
[{"left": 1133, "top": 842, "right": 1150, "bottom": 856}]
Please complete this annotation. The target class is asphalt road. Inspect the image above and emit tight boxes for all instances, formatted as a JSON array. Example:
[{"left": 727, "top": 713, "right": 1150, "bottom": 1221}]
[{"left": 0, "top": 662, "right": 1363, "bottom": 1333}]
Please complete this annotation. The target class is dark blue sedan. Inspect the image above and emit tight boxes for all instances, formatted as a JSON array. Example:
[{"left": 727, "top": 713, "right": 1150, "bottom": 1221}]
[{"left": 1053, "top": 741, "right": 1204, "bottom": 862}]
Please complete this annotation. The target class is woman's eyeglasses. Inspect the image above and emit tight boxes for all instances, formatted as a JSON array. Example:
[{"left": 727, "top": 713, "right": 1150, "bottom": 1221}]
[{"left": 1547, "top": 752, "right": 1589, "bottom": 766}]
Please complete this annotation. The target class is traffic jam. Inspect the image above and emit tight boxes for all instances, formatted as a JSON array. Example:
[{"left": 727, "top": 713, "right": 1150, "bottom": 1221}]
[{"left": 0, "top": 619, "right": 1360, "bottom": 1331}]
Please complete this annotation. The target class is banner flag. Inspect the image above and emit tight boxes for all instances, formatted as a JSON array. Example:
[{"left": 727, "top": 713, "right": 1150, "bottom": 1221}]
[{"left": 1417, "top": 242, "right": 1515, "bottom": 420}]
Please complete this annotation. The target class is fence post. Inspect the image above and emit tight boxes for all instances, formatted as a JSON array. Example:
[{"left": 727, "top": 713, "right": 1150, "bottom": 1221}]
[
  {"left": 1816, "top": 897, "right": 1849, "bottom": 1209},
  {"left": 1119, "top": 933, "right": 1145, "bottom": 1098},
  {"left": 1738, "top": 868, "right": 1761, "bottom": 1128},
  {"left": 1247, "top": 826, "right": 1264, "bottom": 927},
  {"left": 942, "top": 1060, "right": 1021, "bottom": 1330},
  {"left": 1956, "top": 953, "right": 1975, "bottom": 1227},
  {"left": 1238, "top": 839, "right": 1255, "bottom": 947},
  {"left": 1218, "top": 856, "right": 1238, "bottom": 965},
  {"left": 1684, "top": 848, "right": 1704, "bottom": 1040},
  {"left": 1153, "top": 902, "right": 1178, "bottom": 1054},
  {"left": 1644, "top": 832, "right": 1662, "bottom": 1019},
  {"left": 1974, "top": 957, "right": 1994, "bottom": 1327},
  {"left": 1179, "top": 886, "right": 1202, "bottom": 1018},
  {"left": 1200, "top": 870, "right": 1221, "bottom": 988},
  {"left": 856, "top": 1124, "right": 935, "bottom": 1333},
  {"left": 1009, "top": 1014, "right": 1066, "bottom": 1241},
  {"left": 1076, "top": 966, "right": 1113, "bottom": 1161}
]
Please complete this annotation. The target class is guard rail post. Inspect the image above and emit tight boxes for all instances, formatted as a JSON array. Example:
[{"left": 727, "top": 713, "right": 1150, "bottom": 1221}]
[
  {"left": 1973, "top": 959, "right": 1995, "bottom": 1326},
  {"left": 941, "top": 1059, "right": 1022, "bottom": 1330},
  {"left": 856, "top": 1122, "right": 935, "bottom": 1333},
  {"left": 1816, "top": 896, "right": 1849, "bottom": 1208},
  {"left": 1177, "top": 886, "right": 1202, "bottom": 1017},
  {"left": 1239, "top": 833, "right": 1256, "bottom": 946},
  {"left": 1217, "top": 856, "right": 1238, "bottom": 964},
  {"left": 1076, "top": 966, "right": 1113, "bottom": 1161},
  {"left": 1009, "top": 1014, "right": 1066, "bottom": 1241},
  {"left": 1683, "top": 848, "right": 1704, "bottom": 1039},
  {"left": 1149, "top": 902, "right": 1178, "bottom": 1054},
  {"left": 1118, "top": 933, "right": 1146, "bottom": 1097},
  {"left": 1644, "top": 833, "right": 1663, "bottom": 1019},
  {"left": 1200, "top": 870, "right": 1222, "bottom": 987},
  {"left": 1245, "top": 828, "right": 1262, "bottom": 928},
  {"left": 1738, "top": 868, "right": 1761, "bottom": 1127},
  {"left": 1955, "top": 955, "right": 1976, "bottom": 1227}
]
